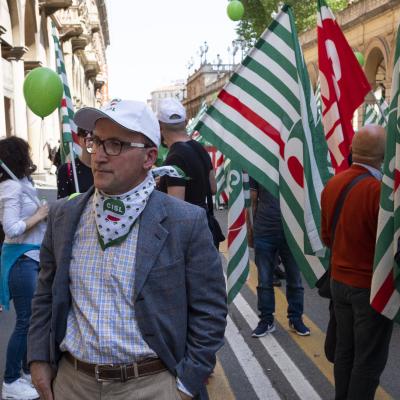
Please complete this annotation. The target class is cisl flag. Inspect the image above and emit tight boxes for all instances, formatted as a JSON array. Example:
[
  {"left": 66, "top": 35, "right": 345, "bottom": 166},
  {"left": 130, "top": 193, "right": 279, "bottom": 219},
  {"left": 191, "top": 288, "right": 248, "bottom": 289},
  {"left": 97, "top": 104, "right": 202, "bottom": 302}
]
[{"left": 317, "top": 0, "right": 371, "bottom": 173}]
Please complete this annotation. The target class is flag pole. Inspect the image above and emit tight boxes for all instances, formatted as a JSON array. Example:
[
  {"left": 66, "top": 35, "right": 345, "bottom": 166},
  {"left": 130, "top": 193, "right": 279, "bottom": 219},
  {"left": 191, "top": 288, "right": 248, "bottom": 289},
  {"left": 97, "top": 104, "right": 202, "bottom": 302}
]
[
  {"left": 68, "top": 142, "right": 80, "bottom": 193},
  {"left": 370, "top": 90, "right": 388, "bottom": 125}
]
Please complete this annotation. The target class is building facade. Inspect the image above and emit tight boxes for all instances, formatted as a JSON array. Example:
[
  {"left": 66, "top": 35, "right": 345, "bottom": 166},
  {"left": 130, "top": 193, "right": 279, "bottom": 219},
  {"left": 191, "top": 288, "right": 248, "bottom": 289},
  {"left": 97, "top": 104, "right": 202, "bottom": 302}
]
[
  {"left": 183, "top": 63, "right": 234, "bottom": 120},
  {"left": 0, "top": 0, "right": 109, "bottom": 180}
]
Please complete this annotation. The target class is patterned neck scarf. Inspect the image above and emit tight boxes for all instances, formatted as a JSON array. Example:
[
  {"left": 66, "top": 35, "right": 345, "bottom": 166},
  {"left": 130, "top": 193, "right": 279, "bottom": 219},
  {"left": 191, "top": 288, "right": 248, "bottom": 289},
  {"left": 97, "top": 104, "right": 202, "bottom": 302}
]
[
  {"left": 93, "top": 166, "right": 186, "bottom": 250},
  {"left": 93, "top": 172, "right": 155, "bottom": 250}
]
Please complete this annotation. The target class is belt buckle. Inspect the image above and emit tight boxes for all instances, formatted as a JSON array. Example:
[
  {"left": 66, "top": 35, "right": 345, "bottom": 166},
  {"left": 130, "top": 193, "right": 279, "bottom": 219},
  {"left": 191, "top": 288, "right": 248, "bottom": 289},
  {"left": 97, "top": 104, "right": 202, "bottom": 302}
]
[
  {"left": 94, "top": 363, "right": 114, "bottom": 383},
  {"left": 94, "top": 363, "right": 138, "bottom": 382}
]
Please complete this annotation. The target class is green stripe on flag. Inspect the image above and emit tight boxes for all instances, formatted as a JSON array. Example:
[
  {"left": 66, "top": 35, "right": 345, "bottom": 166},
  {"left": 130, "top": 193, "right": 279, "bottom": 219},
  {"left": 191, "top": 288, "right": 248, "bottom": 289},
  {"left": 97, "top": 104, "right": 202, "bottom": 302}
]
[
  {"left": 196, "top": 121, "right": 278, "bottom": 197},
  {"left": 230, "top": 73, "right": 295, "bottom": 131},
  {"left": 242, "top": 58, "right": 300, "bottom": 111},
  {"left": 256, "top": 39, "right": 298, "bottom": 79}
]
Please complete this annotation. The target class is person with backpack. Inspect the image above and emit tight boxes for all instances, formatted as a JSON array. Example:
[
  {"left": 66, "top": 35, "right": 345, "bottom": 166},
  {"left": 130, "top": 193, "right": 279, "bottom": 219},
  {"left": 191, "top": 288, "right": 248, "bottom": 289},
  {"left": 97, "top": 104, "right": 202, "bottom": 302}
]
[{"left": 321, "top": 125, "right": 393, "bottom": 400}]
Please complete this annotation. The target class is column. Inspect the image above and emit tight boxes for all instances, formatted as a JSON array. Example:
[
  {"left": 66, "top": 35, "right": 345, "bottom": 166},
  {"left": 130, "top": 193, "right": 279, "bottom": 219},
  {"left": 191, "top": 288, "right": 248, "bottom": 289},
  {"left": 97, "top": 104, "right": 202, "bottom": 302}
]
[
  {"left": 0, "top": 26, "right": 8, "bottom": 135},
  {"left": 6, "top": 47, "right": 28, "bottom": 140}
]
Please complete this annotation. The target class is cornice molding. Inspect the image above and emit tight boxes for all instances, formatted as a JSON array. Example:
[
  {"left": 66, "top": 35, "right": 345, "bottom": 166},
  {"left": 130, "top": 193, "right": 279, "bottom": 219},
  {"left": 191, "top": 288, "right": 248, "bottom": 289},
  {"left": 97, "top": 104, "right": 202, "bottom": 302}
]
[
  {"left": 39, "top": 0, "right": 73, "bottom": 16},
  {"left": 24, "top": 60, "right": 44, "bottom": 72},
  {"left": 2, "top": 46, "right": 28, "bottom": 61}
]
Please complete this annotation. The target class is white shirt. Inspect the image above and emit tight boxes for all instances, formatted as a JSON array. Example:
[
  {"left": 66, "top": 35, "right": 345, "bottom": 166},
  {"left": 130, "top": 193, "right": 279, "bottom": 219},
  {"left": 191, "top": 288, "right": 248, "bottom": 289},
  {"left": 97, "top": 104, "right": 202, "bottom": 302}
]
[{"left": 0, "top": 178, "right": 46, "bottom": 261}]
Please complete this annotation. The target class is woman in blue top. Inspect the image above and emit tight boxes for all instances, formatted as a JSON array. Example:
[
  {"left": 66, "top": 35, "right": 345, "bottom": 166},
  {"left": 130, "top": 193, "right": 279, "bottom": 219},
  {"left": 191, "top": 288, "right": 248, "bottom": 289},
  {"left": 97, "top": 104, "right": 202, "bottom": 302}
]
[{"left": 0, "top": 137, "right": 48, "bottom": 400}]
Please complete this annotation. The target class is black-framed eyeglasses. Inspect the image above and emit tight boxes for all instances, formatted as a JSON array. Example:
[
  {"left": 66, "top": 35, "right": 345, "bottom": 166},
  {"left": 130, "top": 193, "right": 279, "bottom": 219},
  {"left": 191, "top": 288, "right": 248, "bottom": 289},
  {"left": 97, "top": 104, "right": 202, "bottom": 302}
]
[{"left": 85, "top": 136, "right": 151, "bottom": 156}]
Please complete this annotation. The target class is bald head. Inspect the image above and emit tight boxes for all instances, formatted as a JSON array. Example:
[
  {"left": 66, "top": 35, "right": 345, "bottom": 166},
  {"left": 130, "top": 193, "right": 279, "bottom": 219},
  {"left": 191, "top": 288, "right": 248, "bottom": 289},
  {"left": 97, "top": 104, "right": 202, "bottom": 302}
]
[{"left": 352, "top": 124, "right": 386, "bottom": 169}]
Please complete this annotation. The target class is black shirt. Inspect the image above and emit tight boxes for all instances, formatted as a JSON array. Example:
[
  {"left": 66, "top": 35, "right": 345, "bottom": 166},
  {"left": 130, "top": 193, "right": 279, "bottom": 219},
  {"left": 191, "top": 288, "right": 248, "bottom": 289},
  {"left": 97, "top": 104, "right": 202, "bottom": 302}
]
[
  {"left": 158, "top": 140, "right": 213, "bottom": 208},
  {"left": 250, "top": 177, "right": 283, "bottom": 236},
  {"left": 57, "top": 158, "right": 94, "bottom": 199}
]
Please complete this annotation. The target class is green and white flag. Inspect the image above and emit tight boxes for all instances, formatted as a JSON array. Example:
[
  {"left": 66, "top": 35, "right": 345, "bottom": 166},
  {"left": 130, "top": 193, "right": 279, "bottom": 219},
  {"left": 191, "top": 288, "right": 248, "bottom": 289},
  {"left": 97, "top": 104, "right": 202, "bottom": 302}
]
[
  {"left": 371, "top": 27, "right": 400, "bottom": 322},
  {"left": 51, "top": 22, "right": 79, "bottom": 162},
  {"left": 315, "top": 79, "right": 322, "bottom": 125},
  {"left": 196, "top": 5, "right": 332, "bottom": 285},
  {"left": 242, "top": 171, "right": 251, "bottom": 209},
  {"left": 215, "top": 150, "right": 228, "bottom": 206},
  {"left": 363, "top": 97, "right": 388, "bottom": 127},
  {"left": 187, "top": 101, "right": 208, "bottom": 135},
  {"left": 226, "top": 161, "right": 249, "bottom": 303}
]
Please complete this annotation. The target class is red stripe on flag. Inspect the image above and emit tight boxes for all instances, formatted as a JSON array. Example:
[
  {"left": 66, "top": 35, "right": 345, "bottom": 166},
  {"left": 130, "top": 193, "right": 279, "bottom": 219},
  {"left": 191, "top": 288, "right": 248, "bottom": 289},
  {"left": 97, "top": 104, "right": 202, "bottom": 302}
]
[
  {"left": 61, "top": 97, "right": 67, "bottom": 108},
  {"left": 371, "top": 272, "right": 395, "bottom": 313},
  {"left": 72, "top": 133, "right": 79, "bottom": 145},
  {"left": 219, "top": 90, "right": 285, "bottom": 158},
  {"left": 228, "top": 209, "right": 246, "bottom": 246},
  {"left": 394, "top": 169, "right": 400, "bottom": 193},
  {"left": 216, "top": 154, "right": 224, "bottom": 168}
]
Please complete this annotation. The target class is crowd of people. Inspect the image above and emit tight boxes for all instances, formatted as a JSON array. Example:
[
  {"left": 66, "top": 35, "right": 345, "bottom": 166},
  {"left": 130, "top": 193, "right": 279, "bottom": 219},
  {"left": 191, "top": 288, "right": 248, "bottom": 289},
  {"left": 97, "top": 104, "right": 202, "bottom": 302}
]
[{"left": 0, "top": 97, "right": 395, "bottom": 400}]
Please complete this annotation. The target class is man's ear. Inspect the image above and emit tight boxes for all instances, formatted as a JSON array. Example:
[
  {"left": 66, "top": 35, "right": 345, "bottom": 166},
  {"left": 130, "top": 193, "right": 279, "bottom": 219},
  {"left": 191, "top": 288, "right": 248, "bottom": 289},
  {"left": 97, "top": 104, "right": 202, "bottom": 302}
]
[{"left": 144, "top": 148, "right": 158, "bottom": 169}]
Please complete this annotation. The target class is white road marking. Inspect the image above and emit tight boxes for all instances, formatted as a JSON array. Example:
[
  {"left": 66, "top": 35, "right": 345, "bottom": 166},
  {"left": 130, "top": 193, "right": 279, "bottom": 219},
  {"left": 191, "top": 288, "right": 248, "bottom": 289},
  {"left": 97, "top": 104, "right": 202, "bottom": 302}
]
[
  {"left": 225, "top": 315, "right": 281, "bottom": 400},
  {"left": 233, "top": 293, "right": 321, "bottom": 400}
]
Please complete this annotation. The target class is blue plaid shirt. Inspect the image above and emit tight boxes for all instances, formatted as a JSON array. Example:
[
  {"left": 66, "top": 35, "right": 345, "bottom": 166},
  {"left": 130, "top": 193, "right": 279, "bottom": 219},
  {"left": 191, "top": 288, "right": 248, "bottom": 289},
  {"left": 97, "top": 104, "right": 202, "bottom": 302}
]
[{"left": 60, "top": 196, "right": 156, "bottom": 363}]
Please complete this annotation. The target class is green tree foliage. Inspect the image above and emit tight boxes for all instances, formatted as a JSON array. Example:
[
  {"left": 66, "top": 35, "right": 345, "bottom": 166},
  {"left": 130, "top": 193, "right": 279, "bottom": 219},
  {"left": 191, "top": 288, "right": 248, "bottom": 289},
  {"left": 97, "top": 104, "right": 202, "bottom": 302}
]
[{"left": 237, "top": 0, "right": 349, "bottom": 44}]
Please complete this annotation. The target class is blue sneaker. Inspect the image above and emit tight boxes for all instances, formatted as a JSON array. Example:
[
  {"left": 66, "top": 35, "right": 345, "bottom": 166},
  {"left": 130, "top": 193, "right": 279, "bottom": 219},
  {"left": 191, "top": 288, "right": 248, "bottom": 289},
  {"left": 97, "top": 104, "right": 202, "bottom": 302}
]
[
  {"left": 289, "top": 319, "right": 310, "bottom": 336},
  {"left": 252, "top": 320, "right": 276, "bottom": 337}
]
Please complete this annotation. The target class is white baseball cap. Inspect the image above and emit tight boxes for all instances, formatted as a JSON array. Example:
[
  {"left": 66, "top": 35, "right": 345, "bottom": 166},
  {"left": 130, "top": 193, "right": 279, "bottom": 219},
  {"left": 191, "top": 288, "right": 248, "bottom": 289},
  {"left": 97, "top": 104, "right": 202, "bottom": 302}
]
[
  {"left": 157, "top": 98, "right": 186, "bottom": 124},
  {"left": 74, "top": 99, "right": 160, "bottom": 147}
]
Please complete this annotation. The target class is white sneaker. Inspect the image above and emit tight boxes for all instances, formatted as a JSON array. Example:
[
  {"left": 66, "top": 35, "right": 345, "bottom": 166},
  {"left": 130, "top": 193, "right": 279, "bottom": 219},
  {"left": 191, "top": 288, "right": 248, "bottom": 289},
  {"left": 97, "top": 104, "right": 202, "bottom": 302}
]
[
  {"left": 2, "top": 378, "right": 39, "bottom": 399},
  {"left": 21, "top": 371, "right": 34, "bottom": 386}
]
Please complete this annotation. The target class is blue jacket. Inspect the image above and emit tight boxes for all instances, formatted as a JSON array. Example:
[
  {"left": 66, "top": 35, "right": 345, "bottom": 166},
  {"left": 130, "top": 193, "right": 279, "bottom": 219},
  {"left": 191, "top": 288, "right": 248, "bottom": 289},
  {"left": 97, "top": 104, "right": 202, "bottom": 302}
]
[{"left": 27, "top": 188, "right": 227, "bottom": 399}]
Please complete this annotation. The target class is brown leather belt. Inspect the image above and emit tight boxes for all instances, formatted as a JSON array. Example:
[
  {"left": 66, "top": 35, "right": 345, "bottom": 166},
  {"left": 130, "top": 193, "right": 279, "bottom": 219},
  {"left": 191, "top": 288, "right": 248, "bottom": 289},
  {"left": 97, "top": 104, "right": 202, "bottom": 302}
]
[{"left": 64, "top": 352, "right": 167, "bottom": 382}]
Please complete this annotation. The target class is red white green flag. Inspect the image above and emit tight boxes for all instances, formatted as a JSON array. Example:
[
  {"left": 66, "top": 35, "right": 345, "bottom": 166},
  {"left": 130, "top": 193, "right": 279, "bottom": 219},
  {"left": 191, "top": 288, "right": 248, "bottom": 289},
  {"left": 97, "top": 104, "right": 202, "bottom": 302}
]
[
  {"left": 196, "top": 5, "right": 332, "bottom": 286},
  {"left": 225, "top": 159, "right": 249, "bottom": 303},
  {"left": 317, "top": 0, "right": 370, "bottom": 173},
  {"left": 51, "top": 22, "right": 81, "bottom": 163},
  {"left": 371, "top": 27, "right": 400, "bottom": 322}
]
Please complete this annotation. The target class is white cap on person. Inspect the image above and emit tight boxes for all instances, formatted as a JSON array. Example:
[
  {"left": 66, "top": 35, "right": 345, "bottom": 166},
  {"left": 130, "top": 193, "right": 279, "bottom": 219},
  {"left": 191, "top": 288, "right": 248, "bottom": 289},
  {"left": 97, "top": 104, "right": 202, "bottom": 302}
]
[
  {"left": 74, "top": 99, "right": 160, "bottom": 147},
  {"left": 157, "top": 98, "right": 186, "bottom": 124}
]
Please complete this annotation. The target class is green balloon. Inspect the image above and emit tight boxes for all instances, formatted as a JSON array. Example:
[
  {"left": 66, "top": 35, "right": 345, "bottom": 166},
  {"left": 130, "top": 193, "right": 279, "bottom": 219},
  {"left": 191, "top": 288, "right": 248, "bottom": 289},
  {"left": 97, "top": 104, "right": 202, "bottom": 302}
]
[
  {"left": 227, "top": 0, "right": 244, "bottom": 21},
  {"left": 354, "top": 51, "right": 365, "bottom": 67},
  {"left": 23, "top": 67, "right": 63, "bottom": 118}
]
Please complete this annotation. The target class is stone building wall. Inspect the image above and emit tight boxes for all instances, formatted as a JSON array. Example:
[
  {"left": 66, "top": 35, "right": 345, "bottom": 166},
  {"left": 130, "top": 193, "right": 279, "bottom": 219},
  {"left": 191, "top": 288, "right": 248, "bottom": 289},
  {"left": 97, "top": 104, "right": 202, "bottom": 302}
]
[{"left": 0, "top": 0, "right": 109, "bottom": 181}]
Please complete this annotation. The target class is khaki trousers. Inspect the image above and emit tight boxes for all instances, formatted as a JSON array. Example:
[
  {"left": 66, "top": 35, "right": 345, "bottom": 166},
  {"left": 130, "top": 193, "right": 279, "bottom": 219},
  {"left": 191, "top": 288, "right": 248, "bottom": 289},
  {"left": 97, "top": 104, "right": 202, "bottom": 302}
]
[{"left": 53, "top": 356, "right": 182, "bottom": 400}]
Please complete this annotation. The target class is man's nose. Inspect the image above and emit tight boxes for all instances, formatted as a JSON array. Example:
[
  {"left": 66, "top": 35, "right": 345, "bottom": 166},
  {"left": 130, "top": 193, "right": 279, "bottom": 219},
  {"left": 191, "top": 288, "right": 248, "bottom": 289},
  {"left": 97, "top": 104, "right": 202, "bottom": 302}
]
[{"left": 93, "top": 144, "right": 108, "bottom": 162}]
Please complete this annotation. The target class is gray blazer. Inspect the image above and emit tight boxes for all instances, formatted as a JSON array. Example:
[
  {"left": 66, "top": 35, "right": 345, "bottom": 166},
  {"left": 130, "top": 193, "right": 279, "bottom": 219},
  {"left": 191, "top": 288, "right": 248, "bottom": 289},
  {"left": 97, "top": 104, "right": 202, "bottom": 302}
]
[{"left": 27, "top": 188, "right": 227, "bottom": 399}]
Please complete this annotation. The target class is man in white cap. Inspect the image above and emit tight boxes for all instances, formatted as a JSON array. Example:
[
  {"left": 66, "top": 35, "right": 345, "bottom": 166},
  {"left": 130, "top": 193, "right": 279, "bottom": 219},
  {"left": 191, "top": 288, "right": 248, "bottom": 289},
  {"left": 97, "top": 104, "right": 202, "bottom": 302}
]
[
  {"left": 27, "top": 99, "right": 227, "bottom": 400},
  {"left": 157, "top": 98, "right": 216, "bottom": 208}
]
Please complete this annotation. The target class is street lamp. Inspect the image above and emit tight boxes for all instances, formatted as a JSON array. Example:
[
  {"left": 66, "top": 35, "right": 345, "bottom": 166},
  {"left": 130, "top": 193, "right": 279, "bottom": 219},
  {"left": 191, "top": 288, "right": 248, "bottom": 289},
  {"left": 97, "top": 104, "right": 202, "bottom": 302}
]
[
  {"left": 186, "top": 57, "right": 194, "bottom": 75},
  {"left": 199, "top": 41, "right": 209, "bottom": 64},
  {"left": 228, "top": 40, "right": 239, "bottom": 68},
  {"left": 216, "top": 53, "right": 223, "bottom": 77}
]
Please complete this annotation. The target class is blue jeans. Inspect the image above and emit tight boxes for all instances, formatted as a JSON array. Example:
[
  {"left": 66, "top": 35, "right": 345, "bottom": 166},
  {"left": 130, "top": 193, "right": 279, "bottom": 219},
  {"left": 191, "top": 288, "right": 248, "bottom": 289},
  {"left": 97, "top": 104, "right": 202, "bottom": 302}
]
[
  {"left": 254, "top": 232, "right": 304, "bottom": 323},
  {"left": 4, "top": 256, "right": 39, "bottom": 383}
]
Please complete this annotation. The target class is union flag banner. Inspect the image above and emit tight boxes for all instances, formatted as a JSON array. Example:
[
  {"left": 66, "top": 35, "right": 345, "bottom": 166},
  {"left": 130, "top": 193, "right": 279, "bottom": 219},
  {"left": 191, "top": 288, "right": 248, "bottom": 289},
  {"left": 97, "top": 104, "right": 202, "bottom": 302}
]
[
  {"left": 317, "top": 0, "right": 371, "bottom": 173},
  {"left": 196, "top": 5, "right": 332, "bottom": 286},
  {"left": 371, "top": 26, "right": 400, "bottom": 322}
]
